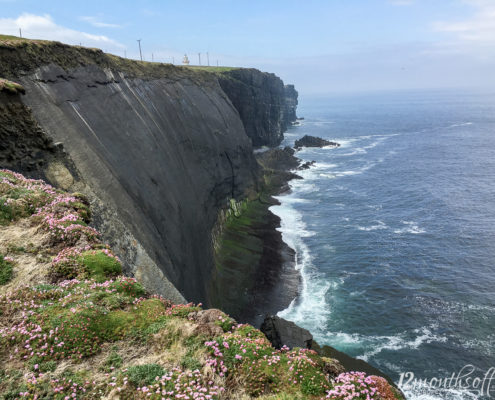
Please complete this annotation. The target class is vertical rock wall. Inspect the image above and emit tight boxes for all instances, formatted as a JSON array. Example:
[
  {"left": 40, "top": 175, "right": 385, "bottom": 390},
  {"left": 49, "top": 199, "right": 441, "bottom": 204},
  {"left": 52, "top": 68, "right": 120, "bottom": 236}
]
[{"left": 218, "top": 69, "right": 298, "bottom": 147}]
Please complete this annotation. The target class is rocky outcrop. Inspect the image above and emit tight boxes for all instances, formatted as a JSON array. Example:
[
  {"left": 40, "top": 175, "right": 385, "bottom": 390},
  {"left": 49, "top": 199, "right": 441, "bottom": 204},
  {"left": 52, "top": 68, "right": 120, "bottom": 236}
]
[
  {"left": 260, "top": 315, "right": 400, "bottom": 388},
  {"left": 294, "top": 135, "right": 340, "bottom": 149},
  {"left": 218, "top": 69, "right": 298, "bottom": 147},
  {"left": 261, "top": 315, "right": 313, "bottom": 349}
]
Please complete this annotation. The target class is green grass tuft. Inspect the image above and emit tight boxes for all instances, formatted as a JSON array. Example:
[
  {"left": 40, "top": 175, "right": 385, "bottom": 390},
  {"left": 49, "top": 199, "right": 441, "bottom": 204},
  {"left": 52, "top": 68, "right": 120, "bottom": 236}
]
[
  {"left": 127, "top": 364, "right": 167, "bottom": 387},
  {"left": 0, "top": 255, "right": 14, "bottom": 285},
  {"left": 80, "top": 250, "right": 122, "bottom": 281}
]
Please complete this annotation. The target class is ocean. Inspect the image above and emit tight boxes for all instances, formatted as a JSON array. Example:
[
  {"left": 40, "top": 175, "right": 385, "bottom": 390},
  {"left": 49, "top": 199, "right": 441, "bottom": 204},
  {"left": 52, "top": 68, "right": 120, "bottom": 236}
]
[{"left": 271, "top": 90, "right": 495, "bottom": 399}]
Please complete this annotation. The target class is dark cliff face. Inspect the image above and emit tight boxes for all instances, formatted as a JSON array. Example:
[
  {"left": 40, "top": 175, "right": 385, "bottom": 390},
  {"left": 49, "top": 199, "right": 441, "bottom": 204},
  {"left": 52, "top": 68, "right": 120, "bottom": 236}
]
[
  {"left": 0, "top": 41, "right": 262, "bottom": 304},
  {"left": 284, "top": 84, "right": 298, "bottom": 122},
  {"left": 218, "top": 69, "right": 298, "bottom": 147}
]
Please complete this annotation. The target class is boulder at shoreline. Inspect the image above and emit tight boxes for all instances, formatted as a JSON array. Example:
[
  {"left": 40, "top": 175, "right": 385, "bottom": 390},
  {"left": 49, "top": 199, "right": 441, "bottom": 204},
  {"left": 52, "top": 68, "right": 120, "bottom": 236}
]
[{"left": 294, "top": 135, "right": 340, "bottom": 149}]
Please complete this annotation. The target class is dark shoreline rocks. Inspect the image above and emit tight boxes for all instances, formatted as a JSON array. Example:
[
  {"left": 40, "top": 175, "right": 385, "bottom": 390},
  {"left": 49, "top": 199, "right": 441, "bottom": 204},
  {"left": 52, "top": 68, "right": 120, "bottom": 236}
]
[
  {"left": 294, "top": 135, "right": 340, "bottom": 149},
  {"left": 260, "top": 315, "right": 401, "bottom": 390}
]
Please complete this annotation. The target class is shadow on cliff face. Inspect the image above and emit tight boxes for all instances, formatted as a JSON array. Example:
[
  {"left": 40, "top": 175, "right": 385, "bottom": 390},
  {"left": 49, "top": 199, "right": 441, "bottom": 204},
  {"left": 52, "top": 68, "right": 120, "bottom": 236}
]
[{"left": 210, "top": 147, "right": 304, "bottom": 326}]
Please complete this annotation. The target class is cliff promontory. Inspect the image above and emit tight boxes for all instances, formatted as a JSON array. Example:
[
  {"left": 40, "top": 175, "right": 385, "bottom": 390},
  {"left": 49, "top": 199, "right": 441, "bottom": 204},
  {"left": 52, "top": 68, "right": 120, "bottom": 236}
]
[{"left": 217, "top": 68, "right": 298, "bottom": 147}]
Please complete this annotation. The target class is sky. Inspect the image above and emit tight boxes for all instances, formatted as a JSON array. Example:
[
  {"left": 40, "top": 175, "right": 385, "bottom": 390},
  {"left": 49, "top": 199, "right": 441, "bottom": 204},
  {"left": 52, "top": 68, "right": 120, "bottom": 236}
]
[{"left": 0, "top": 0, "right": 494, "bottom": 95}]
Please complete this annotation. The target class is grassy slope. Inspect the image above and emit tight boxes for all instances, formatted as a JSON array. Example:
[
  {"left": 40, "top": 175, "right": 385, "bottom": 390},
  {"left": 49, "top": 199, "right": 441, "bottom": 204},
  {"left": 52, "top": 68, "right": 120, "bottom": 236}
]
[{"left": 0, "top": 170, "right": 405, "bottom": 399}]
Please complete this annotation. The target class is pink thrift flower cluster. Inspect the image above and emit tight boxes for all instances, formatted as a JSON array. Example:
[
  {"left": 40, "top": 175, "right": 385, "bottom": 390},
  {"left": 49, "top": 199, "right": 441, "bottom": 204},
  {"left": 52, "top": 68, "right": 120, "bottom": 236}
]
[
  {"left": 326, "top": 371, "right": 381, "bottom": 399},
  {"left": 19, "top": 372, "right": 99, "bottom": 399},
  {"left": 131, "top": 368, "right": 224, "bottom": 399},
  {"left": 35, "top": 201, "right": 99, "bottom": 245},
  {"left": 0, "top": 169, "right": 57, "bottom": 222}
]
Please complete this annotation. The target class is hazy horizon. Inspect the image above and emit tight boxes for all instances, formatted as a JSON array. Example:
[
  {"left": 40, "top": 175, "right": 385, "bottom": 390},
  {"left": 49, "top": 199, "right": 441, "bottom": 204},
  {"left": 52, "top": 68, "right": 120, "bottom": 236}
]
[{"left": 1, "top": 0, "right": 494, "bottom": 96}]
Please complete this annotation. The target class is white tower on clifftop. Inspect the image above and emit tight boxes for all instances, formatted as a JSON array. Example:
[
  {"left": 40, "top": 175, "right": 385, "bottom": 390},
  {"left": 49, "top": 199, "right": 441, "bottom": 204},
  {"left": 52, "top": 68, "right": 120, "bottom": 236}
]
[{"left": 182, "top": 54, "right": 190, "bottom": 65}]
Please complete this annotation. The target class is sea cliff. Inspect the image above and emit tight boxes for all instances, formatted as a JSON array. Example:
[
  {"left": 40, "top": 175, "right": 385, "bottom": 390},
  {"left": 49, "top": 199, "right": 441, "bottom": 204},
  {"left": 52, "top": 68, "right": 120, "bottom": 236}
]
[
  {"left": 0, "top": 36, "right": 404, "bottom": 398},
  {"left": 0, "top": 36, "right": 292, "bottom": 306}
]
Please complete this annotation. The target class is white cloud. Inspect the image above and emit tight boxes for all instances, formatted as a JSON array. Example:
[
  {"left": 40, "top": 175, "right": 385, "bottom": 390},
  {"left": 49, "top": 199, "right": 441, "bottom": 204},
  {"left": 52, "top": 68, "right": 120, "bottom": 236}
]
[
  {"left": 433, "top": 0, "right": 495, "bottom": 43},
  {"left": 79, "top": 16, "right": 122, "bottom": 29},
  {"left": 0, "top": 13, "right": 124, "bottom": 50}
]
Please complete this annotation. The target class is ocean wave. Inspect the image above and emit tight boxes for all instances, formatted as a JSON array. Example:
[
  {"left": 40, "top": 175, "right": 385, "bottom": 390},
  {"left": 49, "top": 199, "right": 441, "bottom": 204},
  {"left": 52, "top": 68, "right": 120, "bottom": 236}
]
[
  {"left": 270, "top": 193, "right": 333, "bottom": 333},
  {"left": 358, "top": 326, "right": 447, "bottom": 362},
  {"left": 333, "top": 162, "right": 377, "bottom": 177},
  {"left": 319, "top": 325, "right": 447, "bottom": 363},
  {"left": 356, "top": 220, "right": 388, "bottom": 231},
  {"left": 402, "top": 385, "right": 478, "bottom": 400},
  {"left": 338, "top": 148, "right": 368, "bottom": 156},
  {"left": 394, "top": 220, "right": 426, "bottom": 234},
  {"left": 448, "top": 122, "right": 473, "bottom": 128}
]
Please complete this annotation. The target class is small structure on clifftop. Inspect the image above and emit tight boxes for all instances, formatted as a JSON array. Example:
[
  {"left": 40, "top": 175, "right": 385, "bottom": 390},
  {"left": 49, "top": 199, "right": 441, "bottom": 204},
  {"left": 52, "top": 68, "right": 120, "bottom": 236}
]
[{"left": 182, "top": 54, "right": 190, "bottom": 65}]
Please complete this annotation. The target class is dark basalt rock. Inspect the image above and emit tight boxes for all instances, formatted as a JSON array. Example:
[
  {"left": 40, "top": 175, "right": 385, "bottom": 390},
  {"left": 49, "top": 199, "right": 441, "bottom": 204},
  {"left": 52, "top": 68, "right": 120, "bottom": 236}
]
[
  {"left": 261, "top": 315, "right": 399, "bottom": 388},
  {"left": 294, "top": 135, "right": 340, "bottom": 149},
  {"left": 298, "top": 160, "right": 316, "bottom": 170},
  {"left": 260, "top": 315, "right": 313, "bottom": 350},
  {"left": 218, "top": 69, "right": 298, "bottom": 147}
]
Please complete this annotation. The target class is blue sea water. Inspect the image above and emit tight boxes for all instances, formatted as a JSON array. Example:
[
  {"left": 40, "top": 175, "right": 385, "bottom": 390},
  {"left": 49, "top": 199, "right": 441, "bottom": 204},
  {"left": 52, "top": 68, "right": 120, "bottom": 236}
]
[{"left": 271, "top": 90, "right": 495, "bottom": 400}]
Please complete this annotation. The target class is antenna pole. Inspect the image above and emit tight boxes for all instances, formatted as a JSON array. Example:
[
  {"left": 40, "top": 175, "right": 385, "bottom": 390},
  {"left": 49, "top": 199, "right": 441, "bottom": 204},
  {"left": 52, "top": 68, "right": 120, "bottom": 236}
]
[{"left": 137, "top": 39, "right": 143, "bottom": 61}]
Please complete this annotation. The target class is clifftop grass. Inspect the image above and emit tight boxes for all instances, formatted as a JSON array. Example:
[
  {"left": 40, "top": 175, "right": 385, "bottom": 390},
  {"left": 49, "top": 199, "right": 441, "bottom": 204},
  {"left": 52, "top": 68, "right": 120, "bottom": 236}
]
[
  {"left": 0, "top": 35, "right": 220, "bottom": 85},
  {"left": 0, "top": 169, "right": 404, "bottom": 399}
]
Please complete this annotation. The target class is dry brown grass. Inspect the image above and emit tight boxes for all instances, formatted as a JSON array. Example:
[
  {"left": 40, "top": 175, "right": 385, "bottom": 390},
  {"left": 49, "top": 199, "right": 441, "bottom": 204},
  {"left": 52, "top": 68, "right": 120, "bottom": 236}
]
[{"left": 0, "top": 218, "right": 52, "bottom": 295}]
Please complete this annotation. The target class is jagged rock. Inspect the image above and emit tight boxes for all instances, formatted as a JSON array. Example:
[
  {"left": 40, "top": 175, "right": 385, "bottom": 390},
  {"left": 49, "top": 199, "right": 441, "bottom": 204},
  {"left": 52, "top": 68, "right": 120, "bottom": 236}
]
[
  {"left": 321, "top": 357, "right": 346, "bottom": 377},
  {"left": 257, "top": 146, "right": 300, "bottom": 171},
  {"left": 189, "top": 309, "right": 232, "bottom": 337},
  {"left": 294, "top": 135, "right": 340, "bottom": 149},
  {"left": 298, "top": 160, "right": 316, "bottom": 170},
  {"left": 260, "top": 315, "right": 313, "bottom": 349}
]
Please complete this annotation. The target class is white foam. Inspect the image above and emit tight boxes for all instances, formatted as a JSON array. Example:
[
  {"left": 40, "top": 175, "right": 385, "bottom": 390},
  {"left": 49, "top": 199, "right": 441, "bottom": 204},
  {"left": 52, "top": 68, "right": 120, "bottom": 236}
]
[
  {"left": 402, "top": 385, "right": 478, "bottom": 400},
  {"left": 356, "top": 220, "right": 388, "bottom": 231},
  {"left": 341, "top": 148, "right": 368, "bottom": 156},
  {"left": 333, "top": 162, "right": 377, "bottom": 177},
  {"left": 271, "top": 187, "right": 333, "bottom": 333},
  {"left": 308, "top": 120, "right": 335, "bottom": 127},
  {"left": 394, "top": 220, "right": 426, "bottom": 234},
  {"left": 448, "top": 122, "right": 473, "bottom": 128},
  {"left": 357, "top": 326, "right": 447, "bottom": 362},
  {"left": 317, "top": 324, "right": 448, "bottom": 362}
]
